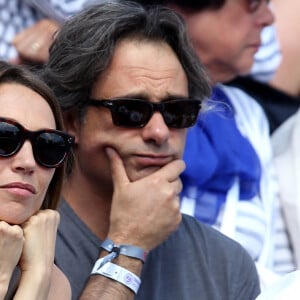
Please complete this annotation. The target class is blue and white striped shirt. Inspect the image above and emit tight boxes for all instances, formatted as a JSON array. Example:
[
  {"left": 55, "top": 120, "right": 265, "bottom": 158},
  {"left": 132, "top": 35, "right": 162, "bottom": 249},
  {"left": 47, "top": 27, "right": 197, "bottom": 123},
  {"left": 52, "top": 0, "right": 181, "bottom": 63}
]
[{"left": 181, "top": 85, "right": 295, "bottom": 281}]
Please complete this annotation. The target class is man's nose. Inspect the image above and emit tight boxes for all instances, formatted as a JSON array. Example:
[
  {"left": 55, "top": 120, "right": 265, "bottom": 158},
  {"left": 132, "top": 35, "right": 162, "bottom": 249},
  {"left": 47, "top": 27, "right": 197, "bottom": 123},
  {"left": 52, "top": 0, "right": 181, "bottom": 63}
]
[{"left": 141, "top": 112, "right": 170, "bottom": 145}]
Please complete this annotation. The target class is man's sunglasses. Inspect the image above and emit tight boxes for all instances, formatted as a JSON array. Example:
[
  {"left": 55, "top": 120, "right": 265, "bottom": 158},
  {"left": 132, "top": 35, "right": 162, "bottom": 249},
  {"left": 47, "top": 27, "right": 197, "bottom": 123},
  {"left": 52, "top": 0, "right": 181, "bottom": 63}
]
[
  {"left": 0, "top": 117, "right": 74, "bottom": 168},
  {"left": 85, "top": 98, "right": 202, "bottom": 128}
]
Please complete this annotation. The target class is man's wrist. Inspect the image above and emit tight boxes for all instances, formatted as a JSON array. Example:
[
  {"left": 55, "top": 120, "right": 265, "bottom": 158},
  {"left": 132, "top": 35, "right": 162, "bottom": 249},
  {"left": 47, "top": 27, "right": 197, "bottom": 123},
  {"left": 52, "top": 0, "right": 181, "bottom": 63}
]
[
  {"left": 101, "top": 239, "right": 148, "bottom": 263},
  {"left": 91, "top": 238, "right": 146, "bottom": 294},
  {"left": 91, "top": 262, "right": 141, "bottom": 294}
]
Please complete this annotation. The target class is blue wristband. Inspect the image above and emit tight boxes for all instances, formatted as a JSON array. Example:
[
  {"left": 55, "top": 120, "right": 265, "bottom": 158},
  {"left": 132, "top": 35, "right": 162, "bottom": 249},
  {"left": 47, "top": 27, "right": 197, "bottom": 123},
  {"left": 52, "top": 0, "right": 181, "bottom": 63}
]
[{"left": 101, "top": 239, "right": 148, "bottom": 263}]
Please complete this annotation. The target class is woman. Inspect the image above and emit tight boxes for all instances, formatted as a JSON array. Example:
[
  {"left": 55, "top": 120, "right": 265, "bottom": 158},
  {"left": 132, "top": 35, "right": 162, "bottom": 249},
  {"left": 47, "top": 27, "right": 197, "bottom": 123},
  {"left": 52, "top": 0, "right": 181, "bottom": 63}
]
[{"left": 0, "top": 61, "right": 74, "bottom": 299}]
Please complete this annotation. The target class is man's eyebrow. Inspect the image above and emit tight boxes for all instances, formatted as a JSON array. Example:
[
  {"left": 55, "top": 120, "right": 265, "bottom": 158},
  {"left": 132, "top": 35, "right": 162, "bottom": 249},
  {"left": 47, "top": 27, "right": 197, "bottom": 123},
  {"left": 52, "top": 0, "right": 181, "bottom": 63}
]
[{"left": 112, "top": 93, "right": 190, "bottom": 101}]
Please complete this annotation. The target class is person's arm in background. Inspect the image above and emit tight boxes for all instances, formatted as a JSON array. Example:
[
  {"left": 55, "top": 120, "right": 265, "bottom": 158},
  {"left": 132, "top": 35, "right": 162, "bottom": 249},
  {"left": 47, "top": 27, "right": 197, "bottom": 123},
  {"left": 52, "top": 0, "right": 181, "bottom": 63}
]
[{"left": 10, "top": 19, "right": 60, "bottom": 65}]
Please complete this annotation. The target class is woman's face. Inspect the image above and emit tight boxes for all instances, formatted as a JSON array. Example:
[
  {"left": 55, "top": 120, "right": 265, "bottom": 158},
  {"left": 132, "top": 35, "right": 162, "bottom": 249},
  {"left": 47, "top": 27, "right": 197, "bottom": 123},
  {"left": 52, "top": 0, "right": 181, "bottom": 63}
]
[
  {"left": 0, "top": 83, "right": 56, "bottom": 224},
  {"left": 178, "top": 0, "right": 274, "bottom": 84}
]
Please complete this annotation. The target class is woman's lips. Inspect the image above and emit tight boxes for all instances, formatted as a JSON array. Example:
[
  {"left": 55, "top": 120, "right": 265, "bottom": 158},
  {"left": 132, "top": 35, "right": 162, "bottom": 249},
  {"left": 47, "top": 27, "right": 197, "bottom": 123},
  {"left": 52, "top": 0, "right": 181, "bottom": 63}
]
[{"left": 0, "top": 182, "right": 36, "bottom": 196}]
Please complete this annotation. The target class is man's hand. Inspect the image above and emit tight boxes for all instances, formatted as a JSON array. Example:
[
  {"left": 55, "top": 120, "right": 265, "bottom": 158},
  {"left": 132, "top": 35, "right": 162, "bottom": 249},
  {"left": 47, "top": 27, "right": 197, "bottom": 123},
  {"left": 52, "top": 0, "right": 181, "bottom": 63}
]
[
  {"left": 106, "top": 147, "right": 185, "bottom": 251},
  {"left": 11, "top": 19, "right": 60, "bottom": 64}
]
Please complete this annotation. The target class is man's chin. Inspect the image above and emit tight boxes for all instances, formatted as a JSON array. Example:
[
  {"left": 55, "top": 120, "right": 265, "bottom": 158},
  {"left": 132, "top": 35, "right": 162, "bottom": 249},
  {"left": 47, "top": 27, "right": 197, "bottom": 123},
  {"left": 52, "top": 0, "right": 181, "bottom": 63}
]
[{"left": 128, "top": 166, "right": 162, "bottom": 182}]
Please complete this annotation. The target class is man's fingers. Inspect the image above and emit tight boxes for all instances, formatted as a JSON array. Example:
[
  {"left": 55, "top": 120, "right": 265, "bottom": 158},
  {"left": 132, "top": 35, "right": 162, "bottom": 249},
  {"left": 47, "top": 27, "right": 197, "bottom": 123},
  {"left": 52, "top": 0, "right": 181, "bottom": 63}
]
[
  {"left": 106, "top": 147, "right": 185, "bottom": 188},
  {"left": 105, "top": 147, "right": 130, "bottom": 186},
  {"left": 174, "top": 177, "right": 183, "bottom": 195},
  {"left": 8, "top": 57, "right": 23, "bottom": 65},
  {"left": 157, "top": 159, "right": 186, "bottom": 182}
]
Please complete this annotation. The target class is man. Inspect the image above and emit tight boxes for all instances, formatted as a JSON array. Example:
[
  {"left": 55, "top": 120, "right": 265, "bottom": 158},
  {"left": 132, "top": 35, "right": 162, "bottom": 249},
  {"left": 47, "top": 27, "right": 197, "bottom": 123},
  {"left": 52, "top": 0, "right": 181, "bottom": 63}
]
[
  {"left": 43, "top": 2, "right": 260, "bottom": 299},
  {"left": 133, "top": 0, "right": 295, "bottom": 284}
]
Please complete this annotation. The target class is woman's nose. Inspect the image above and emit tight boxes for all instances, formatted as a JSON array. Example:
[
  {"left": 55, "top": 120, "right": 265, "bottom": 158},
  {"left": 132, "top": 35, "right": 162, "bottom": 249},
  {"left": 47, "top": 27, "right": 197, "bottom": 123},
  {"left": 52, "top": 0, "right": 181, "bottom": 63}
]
[{"left": 11, "top": 140, "right": 36, "bottom": 173}]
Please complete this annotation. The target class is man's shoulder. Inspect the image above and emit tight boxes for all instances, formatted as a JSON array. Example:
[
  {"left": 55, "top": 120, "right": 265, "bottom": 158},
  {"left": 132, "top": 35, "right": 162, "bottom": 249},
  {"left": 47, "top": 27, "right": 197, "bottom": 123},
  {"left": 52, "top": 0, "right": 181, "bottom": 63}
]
[
  {"left": 180, "top": 213, "right": 247, "bottom": 252},
  {"left": 141, "top": 214, "right": 260, "bottom": 299},
  {"left": 178, "top": 214, "right": 259, "bottom": 277},
  {"left": 158, "top": 213, "right": 259, "bottom": 271}
]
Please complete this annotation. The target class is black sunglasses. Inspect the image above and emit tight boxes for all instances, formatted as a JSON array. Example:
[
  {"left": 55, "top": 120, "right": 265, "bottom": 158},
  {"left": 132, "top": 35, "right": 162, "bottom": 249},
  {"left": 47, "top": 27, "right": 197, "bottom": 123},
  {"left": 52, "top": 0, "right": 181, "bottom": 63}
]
[
  {"left": 0, "top": 117, "right": 74, "bottom": 168},
  {"left": 85, "top": 98, "right": 202, "bottom": 128}
]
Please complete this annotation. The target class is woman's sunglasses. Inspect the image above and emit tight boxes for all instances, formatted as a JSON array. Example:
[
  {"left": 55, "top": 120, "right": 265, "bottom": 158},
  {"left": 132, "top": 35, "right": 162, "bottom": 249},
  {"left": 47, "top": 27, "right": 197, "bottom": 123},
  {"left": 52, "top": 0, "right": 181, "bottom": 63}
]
[
  {"left": 0, "top": 117, "right": 74, "bottom": 168},
  {"left": 85, "top": 98, "right": 202, "bottom": 128}
]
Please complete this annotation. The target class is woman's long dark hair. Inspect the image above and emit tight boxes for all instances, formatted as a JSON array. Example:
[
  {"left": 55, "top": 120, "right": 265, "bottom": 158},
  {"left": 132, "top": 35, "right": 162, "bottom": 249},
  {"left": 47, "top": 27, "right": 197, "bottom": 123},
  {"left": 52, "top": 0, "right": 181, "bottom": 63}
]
[{"left": 0, "top": 61, "right": 67, "bottom": 209}]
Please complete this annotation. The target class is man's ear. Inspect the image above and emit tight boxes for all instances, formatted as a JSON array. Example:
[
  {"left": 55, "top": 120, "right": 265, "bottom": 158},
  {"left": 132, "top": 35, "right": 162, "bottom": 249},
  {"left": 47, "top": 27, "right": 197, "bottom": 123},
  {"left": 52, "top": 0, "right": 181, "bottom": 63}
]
[{"left": 63, "top": 112, "right": 80, "bottom": 144}]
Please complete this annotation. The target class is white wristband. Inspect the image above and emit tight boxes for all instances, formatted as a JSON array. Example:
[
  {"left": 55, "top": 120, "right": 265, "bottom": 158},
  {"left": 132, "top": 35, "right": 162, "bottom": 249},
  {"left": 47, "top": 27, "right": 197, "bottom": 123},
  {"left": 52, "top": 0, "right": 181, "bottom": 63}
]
[
  {"left": 92, "top": 262, "right": 141, "bottom": 294},
  {"left": 91, "top": 253, "right": 119, "bottom": 274}
]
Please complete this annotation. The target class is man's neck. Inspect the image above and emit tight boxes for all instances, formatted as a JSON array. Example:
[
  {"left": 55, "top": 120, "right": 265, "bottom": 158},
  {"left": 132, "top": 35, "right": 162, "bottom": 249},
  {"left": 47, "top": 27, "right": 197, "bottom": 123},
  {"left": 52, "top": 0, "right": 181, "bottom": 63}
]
[{"left": 62, "top": 170, "right": 113, "bottom": 240}]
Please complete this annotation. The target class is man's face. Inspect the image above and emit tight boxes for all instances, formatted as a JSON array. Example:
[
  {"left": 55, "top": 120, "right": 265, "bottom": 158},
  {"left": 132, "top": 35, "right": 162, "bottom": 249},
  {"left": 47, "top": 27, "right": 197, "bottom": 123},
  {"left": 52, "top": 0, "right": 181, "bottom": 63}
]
[
  {"left": 177, "top": 0, "right": 274, "bottom": 83},
  {"left": 69, "top": 39, "right": 189, "bottom": 186}
]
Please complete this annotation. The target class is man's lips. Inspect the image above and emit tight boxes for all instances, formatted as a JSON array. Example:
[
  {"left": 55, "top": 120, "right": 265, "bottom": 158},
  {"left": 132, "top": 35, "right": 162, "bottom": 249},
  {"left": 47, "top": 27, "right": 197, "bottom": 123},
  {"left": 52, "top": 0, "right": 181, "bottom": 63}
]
[
  {"left": 0, "top": 182, "right": 36, "bottom": 195},
  {"left": 133, "top": 154, "right": 173, "bottom": 166}
]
